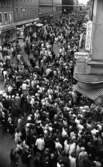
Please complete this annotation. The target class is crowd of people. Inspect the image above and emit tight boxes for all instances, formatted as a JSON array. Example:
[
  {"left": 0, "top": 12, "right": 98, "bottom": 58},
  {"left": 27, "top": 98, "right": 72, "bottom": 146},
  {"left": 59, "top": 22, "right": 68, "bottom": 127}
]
[{"left": 0, "top": 13, "right": 103, "bottom": 167}]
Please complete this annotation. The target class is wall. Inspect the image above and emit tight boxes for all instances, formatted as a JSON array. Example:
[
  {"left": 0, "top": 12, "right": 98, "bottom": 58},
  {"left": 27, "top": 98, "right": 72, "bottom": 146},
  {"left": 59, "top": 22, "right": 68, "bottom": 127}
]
[
  {"left": 53, "top": 0, "right": 62, "bottom": 17},
  {"left": 13, "top": 0, "right": 39, "bottom": 23},
  {"left": 92, "top": 0, "right": 103, "bottom": 60},
  {"left": 39, "top": 0, "right": 53, "bottom": 16},
  {"left": 39, "top": 0, "right": 62, "bottom": 17}
]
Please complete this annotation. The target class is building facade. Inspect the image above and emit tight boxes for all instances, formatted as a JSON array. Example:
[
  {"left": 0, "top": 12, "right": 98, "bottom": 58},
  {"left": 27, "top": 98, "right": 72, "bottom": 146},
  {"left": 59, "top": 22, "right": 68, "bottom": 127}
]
[
  {"left": 74, "top": 0, "right": 103, "bottom": 100},
  {"left": 0, "top": 0, "right": 15, "bottom": 45},
  {"left": 13, "top": 0, "right": 39, "bottom": 24},
  {"left": 39, "top": 0, "right": 53, "bottom": 17},
  {"left": 0, "top": 0, "right": 62, "bottom": 45},
  {"left": 0, "top": 0, "right": 63, "bottom": 28},
  {"left": 53, "top": 0, "right": 62, "bottom": 18},
  {"left": 0, "top": 0, "right": 13, "bottom": 26},
  {"left": 0, "top": 0, "right": 39, "bottom": 45},
  {"left": 39, "top": 0, "right": 62, "bottom": 19}
]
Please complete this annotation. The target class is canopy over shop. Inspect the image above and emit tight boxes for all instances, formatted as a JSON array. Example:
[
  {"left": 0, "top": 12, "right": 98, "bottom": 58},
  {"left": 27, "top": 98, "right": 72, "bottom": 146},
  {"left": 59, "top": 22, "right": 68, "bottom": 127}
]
[{"left": 0, "top": 24, "right": 17, "bottom": 46}]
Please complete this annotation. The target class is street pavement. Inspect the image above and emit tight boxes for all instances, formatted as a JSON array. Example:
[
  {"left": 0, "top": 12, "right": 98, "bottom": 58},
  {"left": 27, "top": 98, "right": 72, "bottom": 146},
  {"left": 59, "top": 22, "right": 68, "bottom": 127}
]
[
  {"left": 0, "top": 129, "right": 28, "bottom": 167},
  {"left": 0, "top": 130, "right": 14, "bottom": 167}
]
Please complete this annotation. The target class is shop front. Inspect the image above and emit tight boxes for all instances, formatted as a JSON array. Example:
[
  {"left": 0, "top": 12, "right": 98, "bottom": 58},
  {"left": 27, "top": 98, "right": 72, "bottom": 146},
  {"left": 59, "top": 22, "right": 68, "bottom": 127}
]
[{"left": 0, "top": 24, "right": 17, "bottom": 46}]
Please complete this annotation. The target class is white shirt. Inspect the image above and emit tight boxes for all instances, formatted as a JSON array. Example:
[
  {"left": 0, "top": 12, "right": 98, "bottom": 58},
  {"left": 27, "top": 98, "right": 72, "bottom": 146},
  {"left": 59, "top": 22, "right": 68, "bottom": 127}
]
[
  {"left": 69, "top": 155, "right": 76, "bottom": 167},
  {"left": 94, "top": 161, "right": 102, "bottom": 167},
  {"left": 0, "top": 102, "right": 3, "bottom": 112},
  {"left": 64, "top": 140, "right": 70, "bottom": 154},
  {"left": 21, "top": 83, "right": 27, "bottom": 90},
  {"left": 30, "top": 97, "right": 35, "bottom": 106},
  {"left": 62, "top": 128, "right": 67, "bottom": 137},
  {"left": 31, "top": 80, "right": 35, "bottom": 87},
  {"left": 15, "top": 132, "right": 22, "bottom": 144},
  {"left": 17, "top": 54, "right": 21, "bottom": 60},
  {"left": 55, "top": 141, "right": 62, "bottom": 150},
  {"left": 8, "top": 85, "right": 13, "bottom": 93},
  {"left": 35, "top": 137, "right": 45, "bottom": 151},
  {"left": 69, "top": 143, "right": 76, "bottom": 156}
]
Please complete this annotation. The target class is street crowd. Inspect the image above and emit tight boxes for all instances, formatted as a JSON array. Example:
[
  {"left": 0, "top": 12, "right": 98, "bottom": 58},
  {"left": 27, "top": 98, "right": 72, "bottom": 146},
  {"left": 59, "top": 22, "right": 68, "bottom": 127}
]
[{"left": 0, "top": 13, "right": 103, "bottom": 167}]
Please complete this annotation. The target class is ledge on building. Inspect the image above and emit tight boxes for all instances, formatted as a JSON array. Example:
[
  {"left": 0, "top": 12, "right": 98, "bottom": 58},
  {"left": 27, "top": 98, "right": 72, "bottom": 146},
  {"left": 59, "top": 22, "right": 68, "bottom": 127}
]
[
  {"left": 74, "top": 82, "right": 103, "bottom": 100},
  {"left": 15, "top": 18, "right": 39, "bottom": 27},
  {"left": 87, "top": 60, "right": 103, "bottom": 66},
  {"left": 0, "top": 24, "right": 16, "bottom": 32}
]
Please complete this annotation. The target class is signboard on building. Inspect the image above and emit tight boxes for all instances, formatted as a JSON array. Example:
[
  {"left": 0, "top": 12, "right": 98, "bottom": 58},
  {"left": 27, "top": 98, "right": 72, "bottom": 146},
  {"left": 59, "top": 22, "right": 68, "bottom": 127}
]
[{"left": 85, "top": 20, "right": 92, "bottom": 51}]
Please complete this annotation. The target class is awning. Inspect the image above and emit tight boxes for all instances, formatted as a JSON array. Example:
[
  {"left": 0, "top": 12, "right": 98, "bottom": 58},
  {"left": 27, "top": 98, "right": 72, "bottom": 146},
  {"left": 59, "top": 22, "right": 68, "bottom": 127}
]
[
  {"left": 25, "top": 23, "right": 33, "bottom": 27},
  {"left": 73, "top": 82, "right": 103, "bottom": 100},
  {"left": 15, "top": 18, "right": 39, "bottom": 27},
  {"left": 0, "top": 90, "right": 5, "bottom": 95},
  {"left": 0, "top": 24, "right": 16, "bottom": 32},
  {"left": 35, "top": 23, "right": 43, "bottom": 27}
]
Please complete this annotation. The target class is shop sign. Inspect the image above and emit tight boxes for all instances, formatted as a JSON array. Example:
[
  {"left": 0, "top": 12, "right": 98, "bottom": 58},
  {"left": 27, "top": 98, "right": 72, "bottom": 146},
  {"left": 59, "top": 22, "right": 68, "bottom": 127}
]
[{"left": 85, "top": 20, "right": 92, "bottom": 51}]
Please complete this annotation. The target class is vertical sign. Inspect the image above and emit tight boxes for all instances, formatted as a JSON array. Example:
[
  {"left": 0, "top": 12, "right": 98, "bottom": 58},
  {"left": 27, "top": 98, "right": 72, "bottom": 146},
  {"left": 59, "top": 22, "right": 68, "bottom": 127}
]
[{"left": 85, "top": 20, "right": 93, "bottom": 51}]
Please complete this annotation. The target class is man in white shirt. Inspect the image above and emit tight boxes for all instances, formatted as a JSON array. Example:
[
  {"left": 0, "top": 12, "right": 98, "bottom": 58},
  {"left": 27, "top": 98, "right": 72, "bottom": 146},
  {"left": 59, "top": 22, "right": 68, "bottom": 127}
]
[
  {"left": 7, "top": 85, "right": 13, "bottom": 94},
  {"left": 35, "top": 135, "right": 45, "bottom": 151},
  {"left": 21, "top": 82, "right": 28, "bottom": 91}
]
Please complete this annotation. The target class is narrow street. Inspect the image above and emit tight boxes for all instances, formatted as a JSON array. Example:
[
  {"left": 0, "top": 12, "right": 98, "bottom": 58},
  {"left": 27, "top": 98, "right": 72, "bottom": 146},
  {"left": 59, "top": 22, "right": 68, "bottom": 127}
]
[{"left": 0, "top": 130, "right": 14, "bottom": 167}]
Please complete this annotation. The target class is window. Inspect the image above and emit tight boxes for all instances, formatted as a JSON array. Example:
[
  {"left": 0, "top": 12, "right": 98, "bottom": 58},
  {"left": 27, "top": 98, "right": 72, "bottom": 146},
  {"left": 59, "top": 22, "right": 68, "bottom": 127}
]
[
  {"left": 21, "top": 8, "right": 26, "bottom": 17},
  {"left": 0, "top": 13, "right": 2, "bottom": 24},
  {"left": 3, "top": 1, "right": 6, "bottom": 7},
  {"left": 15, "top": 8, "right": 18, "bottom": 14},
  {"left": 4, "top": 13, "right": 8, "bottom": 23},
  {"left": 6, "top": 1, "right": 8, "bottom": 6},
  {"left": 21, "top": 8, "right": 26, "bottom": 12}
]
